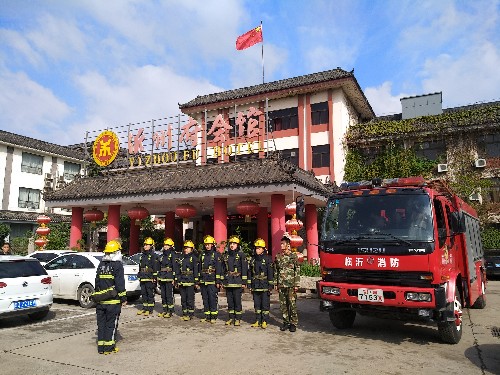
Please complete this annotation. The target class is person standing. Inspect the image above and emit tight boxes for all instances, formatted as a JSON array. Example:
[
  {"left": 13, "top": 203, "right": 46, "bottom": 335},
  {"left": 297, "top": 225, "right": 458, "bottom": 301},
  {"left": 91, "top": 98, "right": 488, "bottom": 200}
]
[
  {"left": 249, "top": 238, "right": 274, "bottom": 329},
  {"left": 137, "top": 237, "right": 158, "bottom": 316},
  {"left": 199, "top": 235, "right": 222, "bottom": 324},
  {"left": 93, "top": 240, "right": 127, "bottom": 355},
  {"left": 275, "top": 236, "right": 300, "bottom": 332},
  {"left": 157, "top": 238, "right": 177, "bottom": 318},
  {"left": 176, "top": 240, "right": 199, "bottom": 321},
  {"left": 221, "top": 235, "right": 248, "bottom": 327},
  {"left": 1, "top": 242, "right": 12, "bottom": 255}
]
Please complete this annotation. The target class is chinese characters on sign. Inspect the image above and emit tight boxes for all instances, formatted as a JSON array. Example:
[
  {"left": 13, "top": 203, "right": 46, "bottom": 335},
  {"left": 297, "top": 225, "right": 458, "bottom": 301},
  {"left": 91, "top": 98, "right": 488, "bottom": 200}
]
[{"left": 344, "top": 256, "right": 400, "bottom": 268}]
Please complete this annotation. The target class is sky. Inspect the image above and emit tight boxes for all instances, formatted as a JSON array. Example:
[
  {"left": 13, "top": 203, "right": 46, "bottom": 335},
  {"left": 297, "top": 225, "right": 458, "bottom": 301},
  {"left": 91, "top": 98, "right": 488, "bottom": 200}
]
[{"left": 0, "top": 0, "right": 499, "bottom": 145}]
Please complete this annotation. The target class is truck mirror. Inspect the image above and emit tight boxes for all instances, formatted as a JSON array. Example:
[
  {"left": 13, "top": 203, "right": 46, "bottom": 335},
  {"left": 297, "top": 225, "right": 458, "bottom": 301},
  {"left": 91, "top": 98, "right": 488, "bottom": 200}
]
[
  {"left": 450, "top": 212, "right": 465, "bottom": 234},
  {"left": 296, "top": 196, "right": 305, "bottom": 221}
]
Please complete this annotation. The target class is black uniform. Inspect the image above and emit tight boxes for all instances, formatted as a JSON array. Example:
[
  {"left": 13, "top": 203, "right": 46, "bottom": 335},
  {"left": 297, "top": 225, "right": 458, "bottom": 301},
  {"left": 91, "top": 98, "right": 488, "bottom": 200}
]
[
  {"left": 249, "top": 252, "right": 274, "bottom": 324},
  {"left": 137, "top": 250, "right": 158, "bottom": 313},
  {"left": 176, "top": 252, "right": 199, "bottom": 319},
  {"left": 94, "top": 257, "right": 126, "bottom": 354},
  {"left": 157, "top": 248, "right": 178, "bottom": 315},
  {"left": 199, "top": 248, "right": 222, "bottom": 321},
  {"left": 221, "top": 248, "right": 249, "bottom": 323}
]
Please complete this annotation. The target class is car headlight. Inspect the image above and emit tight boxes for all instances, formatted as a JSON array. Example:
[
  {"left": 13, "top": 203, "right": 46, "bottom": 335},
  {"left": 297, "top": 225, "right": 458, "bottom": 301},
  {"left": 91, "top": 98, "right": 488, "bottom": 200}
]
[
  {"left": 322, "top": 286, "right": 340, "bottom": 295},
  {"left": 405, "top": 292, "right": 432, "bottom": 302}
]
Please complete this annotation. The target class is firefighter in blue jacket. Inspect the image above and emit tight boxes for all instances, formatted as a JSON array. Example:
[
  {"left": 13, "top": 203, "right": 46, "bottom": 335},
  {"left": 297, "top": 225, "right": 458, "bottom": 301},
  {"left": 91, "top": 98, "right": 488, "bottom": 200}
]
[
  {"left": 175, "top": 240, "right": 199, "bottom": 321},
  {"left": 249, "top": 238, "right": 274, "bottom": 329},
  {"left": 137, "top": 237, "right": 158, "bottom": 316},
  {"left": 93, "top": 240, "right": 127, "bottom": 355},
  {"left": 221, "top": 235, "right": 249, "bottom": 326},
  {"left": 157, "top": 238, "right": 177, "bottom": 318},
  {"left": 199, "top": 235, "right": 222, "bottom": 323}
]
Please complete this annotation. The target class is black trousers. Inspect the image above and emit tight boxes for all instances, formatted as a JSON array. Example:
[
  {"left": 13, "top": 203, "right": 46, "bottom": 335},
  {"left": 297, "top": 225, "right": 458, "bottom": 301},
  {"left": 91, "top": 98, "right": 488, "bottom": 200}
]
[
  {"left": 226, "top": 287, "right": 242, "bottom": 320},
  {"left": 200, "top": 284, "right": 218, "bottom": 318},
  {"left": 179, "top": 285, "right": 195, "bottom": 316},
  {"left": 252, "top": 291, "right": 271, "bottom": 323},
  {"left": 159, "top": 281, "right": 174, "bottom": 312},
  {"left": 96, "top": 303, "right": 121, "bottom": 353},
  {"left": 140, "top": 281, "right": 155, "bottom": 312}
]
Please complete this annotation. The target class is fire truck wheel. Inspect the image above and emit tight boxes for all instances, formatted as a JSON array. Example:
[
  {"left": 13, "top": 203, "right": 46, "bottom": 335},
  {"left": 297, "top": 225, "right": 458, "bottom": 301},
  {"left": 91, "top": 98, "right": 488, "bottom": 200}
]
[
  {"left": 437, "top": 288, "right": 463, "bottom": 344},
  {"left": 329, "top": 310, "right": 356, "bottom": 329},
  {"left": 472, "top": 278, "right": 486, "bottom": 309}
]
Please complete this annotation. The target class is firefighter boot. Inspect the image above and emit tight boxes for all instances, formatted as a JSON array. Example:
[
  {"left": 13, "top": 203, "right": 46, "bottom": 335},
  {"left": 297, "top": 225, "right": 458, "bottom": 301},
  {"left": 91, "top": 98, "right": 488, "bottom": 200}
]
[
  {"left": 137, "top": 310, "right": 146, "bottom": 315},
  {"left": 157, "top": 312, "right": 164, "bottom": 318},
  {"left": 234, "top": 320, "right": 241, "bottom": 327},
  {"left": 143, "top": 311, "right": 150, "bottom": 317},
  {"left": 104, "top": 347, "right": 119, "bottom": 355},
  {"left": 261, "top": 321, "right": 268, "bottom": 329},
  {"left": 163, "top": 312, "right": 172, "bottom": 318},
  {"left": 250, "top": 321, "right": 260, "bottom": 328},
  {"left": 225, "top": 319, "right": 234, "bottom": 326}
]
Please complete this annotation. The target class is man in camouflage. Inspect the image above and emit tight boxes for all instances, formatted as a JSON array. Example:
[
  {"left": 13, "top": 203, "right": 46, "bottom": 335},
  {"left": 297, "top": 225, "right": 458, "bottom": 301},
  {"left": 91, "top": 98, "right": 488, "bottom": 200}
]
[{"left": 275, "top": 235, "right": 300, "bottom": 332}]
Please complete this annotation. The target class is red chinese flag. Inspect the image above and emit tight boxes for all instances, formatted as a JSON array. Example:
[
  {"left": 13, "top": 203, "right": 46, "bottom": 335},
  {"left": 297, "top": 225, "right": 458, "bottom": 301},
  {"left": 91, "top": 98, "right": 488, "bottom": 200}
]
[{"left": 236, "top": 26, "right": 263, "bottom": 50}]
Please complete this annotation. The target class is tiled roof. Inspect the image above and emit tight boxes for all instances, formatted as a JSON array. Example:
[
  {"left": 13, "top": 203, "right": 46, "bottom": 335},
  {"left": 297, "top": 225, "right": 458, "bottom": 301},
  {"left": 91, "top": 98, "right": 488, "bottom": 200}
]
[
  {"left": 0, "top": 210, "right": 72, "bottom": 223},
  {"left": 0, "top": 130, "right": 86, "bottom": 160},
  {"left": 45, "top": 156, "right": 332, "bottom": 201}
]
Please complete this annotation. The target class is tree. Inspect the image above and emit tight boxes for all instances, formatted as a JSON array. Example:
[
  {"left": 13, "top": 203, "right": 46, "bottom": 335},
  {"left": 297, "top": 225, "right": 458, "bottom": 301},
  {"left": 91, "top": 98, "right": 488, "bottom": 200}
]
[
  {"left": 0, "top": 223, "right": 10, "bottom": 243},
  {"left": 46, "top": 223, "right": 71, "bottom": 250}
]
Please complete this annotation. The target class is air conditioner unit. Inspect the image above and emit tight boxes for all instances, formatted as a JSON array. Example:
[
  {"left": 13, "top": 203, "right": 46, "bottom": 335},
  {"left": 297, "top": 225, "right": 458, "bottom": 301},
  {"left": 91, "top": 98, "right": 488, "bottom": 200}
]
[
  {"left": 45, "top": 173, "right": 53, "bottom": 180},
  {"left": 290, "top": 151, "right": 296, "bottom": 157},
  {"left": 474, "top": 159, "right": 486, "bottom": 168},
  {"left": 469, "top": 192, "right": 482, "bottom": 203},
  {"left": 44, "top": 180, "right": 53, "bottom": 188},
  {"left": 437, "top": 164, "right": 448, "bottom": 173}
]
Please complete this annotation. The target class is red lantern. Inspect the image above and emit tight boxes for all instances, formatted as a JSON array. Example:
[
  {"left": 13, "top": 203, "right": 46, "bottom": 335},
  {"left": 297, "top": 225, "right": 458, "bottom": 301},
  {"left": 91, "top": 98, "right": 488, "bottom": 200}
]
[
  {"left": 36, "top": 227, "right": 50, "bottom": 237},
  {"left": 175, "top": 204, "right": 197, "bottom": 223},
  {"left": 236, "top": 200, "right": 259, "bottom": 223},
  {"left": 34, "top": 238, "right": 47, "bottom": 248},
  {"left": 285, "top": 217, "right": 303, "bottom": 233},
  {"left": 289, "top": 234, "right": 303, "bottom": 249},
  {"left": 128, "top": 206, "right": 150, "bottom": 225},
  {"left": 83, "top": 208, "right": 104, "bottom": 222},
  {"left": 37, "top": 215, "right": 51, "bottom": 226},
  {"left": 285, "top": 202, "right": 297, "bottom": 216}
]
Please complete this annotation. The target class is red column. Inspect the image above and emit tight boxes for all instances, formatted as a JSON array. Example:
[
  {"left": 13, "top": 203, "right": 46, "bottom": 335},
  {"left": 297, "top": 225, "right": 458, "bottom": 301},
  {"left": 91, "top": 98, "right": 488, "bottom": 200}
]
[
  {"left": 70, "top": 207, "right": 83, "bottom": 249},
  {"left": 271, "top": 194, "right": 285, "bottom": 259},
  {"left": 129, "top": 221, "right": 139, "bottom": 255},
  {"left": 257, "top": 207, "right": 268, "bottom": 247},
  {"left": 214, "top": 198, "right": 227, "bottom": 252},
  {"left": 306, "top": 204, "right": 319, "bottom": 262},
  {"left": 107, "top": 205, "right": 121, "bottom": 242},
  {"left": 164, "top": 211, "right": 175, "bottom": 239}
]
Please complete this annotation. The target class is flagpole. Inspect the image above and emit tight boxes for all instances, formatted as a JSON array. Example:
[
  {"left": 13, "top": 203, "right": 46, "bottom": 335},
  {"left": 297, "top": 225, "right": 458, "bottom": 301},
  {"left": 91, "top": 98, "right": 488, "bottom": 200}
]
[{"left": 261, "top": 20, "right": 264, "bottom": 84}]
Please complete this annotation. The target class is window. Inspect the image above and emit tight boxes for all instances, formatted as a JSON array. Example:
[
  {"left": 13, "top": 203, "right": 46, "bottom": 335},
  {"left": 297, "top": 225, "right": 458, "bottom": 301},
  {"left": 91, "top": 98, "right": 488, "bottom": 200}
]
[
  {"left": 414, "top": 140, "right": 445, "bottom": 160},
  {"left": 280, "top": 148, "right": 299, "bottom": 166},
  {"left": 18, "top": 187, "right": 41, "bottom": 209},
  {"left": 485, "top": 178, "right": 500, "bottom": 203},
  {"left": 478, "top": 132, "right": 500, "bottom": 158},
  {"left": 311, "top": 102, "right": 329, "bottom": 125},
  {"left": 312, "top": 145, "right": 330, "bottom": 168},
  {"left": 21, "top": 152, "right": 43, "bottom": 175},
  {"left": 268, "top": 107, "right": 298, "bottom": 132},
  {"left": 64, "top": 161, "right": 81, "bottom": 181}
]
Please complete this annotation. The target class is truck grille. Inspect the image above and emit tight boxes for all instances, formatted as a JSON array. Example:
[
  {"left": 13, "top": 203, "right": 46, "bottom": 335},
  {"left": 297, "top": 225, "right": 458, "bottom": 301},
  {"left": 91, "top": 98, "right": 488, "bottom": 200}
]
[{"left": 323, "top": 268, "right": 433, "bottom": 287}]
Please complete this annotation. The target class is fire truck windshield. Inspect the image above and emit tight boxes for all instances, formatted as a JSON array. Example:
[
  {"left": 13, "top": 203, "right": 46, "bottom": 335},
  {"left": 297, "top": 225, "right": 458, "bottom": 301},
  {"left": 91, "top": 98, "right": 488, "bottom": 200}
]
[{"left": 321, "top": 193, "right": 434, "bottom": 242}]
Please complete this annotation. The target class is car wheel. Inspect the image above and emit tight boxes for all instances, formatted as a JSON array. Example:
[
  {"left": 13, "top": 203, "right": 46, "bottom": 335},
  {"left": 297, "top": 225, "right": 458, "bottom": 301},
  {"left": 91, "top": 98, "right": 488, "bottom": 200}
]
[
  {"left": 328, "top": 310, "right": 356, "bottom": 329},
  {"left": 438, "top": 287, "right": 463, "bottom": 344},
  {"left": 28, "top": 309, "right": 50, "bottom": 321},
  {"left": 78, "top": 283, "right": 96, "bottom": 308},
  {"left": 472, "top": 277, "right": 486, "bottom": 309}
]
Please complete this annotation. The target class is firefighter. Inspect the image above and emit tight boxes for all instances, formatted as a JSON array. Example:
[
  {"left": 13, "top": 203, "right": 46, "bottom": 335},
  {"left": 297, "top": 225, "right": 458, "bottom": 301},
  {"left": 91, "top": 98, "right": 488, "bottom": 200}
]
[
  {"left": 249, "top": 238, "right": 274, "bottom": 329},
  {"left": 221, "top": 235, "right": 248, "bottom": 326},
  {"left": 157, "top": 238, "right": 177, "bottom": 318},
  {"left": 136, "top": 237, "right": 159, "bottom": 316},
  {"left": 199, "top": 235, "right": 222, "bottom": 323},
  {"left": 93, "top": 240, "right": 127, "bottom": 355},
  {"left": 175, "top": 240, "right": 199, "bottom": 321}
]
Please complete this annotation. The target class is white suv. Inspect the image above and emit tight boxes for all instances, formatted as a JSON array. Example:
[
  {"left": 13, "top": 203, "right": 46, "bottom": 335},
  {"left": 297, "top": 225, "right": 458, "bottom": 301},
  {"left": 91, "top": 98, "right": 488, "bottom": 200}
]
[{"left": 0, "top": 256, "right": 53, "bottom": 320}]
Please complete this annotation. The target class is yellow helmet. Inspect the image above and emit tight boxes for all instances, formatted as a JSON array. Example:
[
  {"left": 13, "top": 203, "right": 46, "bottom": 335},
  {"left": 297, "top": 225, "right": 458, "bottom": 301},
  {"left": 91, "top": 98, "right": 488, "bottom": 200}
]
[
  {"left": 203, "top": 235, "right": 216, "bottom": 245},
  {"left": 104, "top": 240, "right": 121, "bottom": 253},
  {"left": 183, "top": 240, "right": 195, "bottom": 249},
  {"left": 163, "top": 238, "right": 174, "bottom": 246},
  {"left": 254, "top": 238, "right": 266, "bottom": 248},
  {"left": 228, "top": 235, "right": 240, "bottom": 244},
  {"left": 144, "top": 237, "right": 155, "bottom": 246}
]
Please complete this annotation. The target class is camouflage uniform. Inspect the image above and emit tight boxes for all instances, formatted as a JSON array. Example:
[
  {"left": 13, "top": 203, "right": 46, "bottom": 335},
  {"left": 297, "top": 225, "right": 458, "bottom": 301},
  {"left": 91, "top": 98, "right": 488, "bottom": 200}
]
[{"left": 275, "top": 251, "right": 300, "bottom": 328}]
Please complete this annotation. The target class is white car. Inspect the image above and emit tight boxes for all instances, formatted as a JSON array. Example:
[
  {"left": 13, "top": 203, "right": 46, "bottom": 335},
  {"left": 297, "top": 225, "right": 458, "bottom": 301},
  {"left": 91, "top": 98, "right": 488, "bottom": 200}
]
[
  {"left": 44, "top": 252, "right": 140, "bottom": 308},
  {"left": 0, "top": 256, "right": 53, "bottom": 320},
  {"left": 28, "top": 250, "right": 76, "bottom": 266}
]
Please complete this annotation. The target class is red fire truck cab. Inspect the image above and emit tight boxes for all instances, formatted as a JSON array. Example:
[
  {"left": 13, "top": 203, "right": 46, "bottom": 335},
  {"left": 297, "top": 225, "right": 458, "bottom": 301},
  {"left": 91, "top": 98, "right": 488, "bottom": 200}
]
[{"left": 314, "top": 177, "right": 486, "bottom": 344}]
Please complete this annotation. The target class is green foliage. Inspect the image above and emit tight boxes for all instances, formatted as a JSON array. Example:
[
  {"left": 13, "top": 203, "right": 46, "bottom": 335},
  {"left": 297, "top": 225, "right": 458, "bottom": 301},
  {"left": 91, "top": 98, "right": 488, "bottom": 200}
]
[
  {"left": 299, "top": 262, "right": 321, "bottom": 277},
  {"left": 10, "top": 231, "right": 31, "bottom": 256},
  {"left": 0, "top": 223, "right": 10, "bottom": 243},
  {"left": 46, "top": 223, "right": 71, "bottom": 250},
  {"left": 482, "top": 227, "right": 500, "bottom": 250},
  {"left": 233, "top": 226, "right": 253, "bottom": 259}
]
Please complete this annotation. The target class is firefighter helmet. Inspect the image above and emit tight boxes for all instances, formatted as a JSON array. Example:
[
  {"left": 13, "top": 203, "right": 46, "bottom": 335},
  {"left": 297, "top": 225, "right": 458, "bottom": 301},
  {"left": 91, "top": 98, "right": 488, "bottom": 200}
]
[
  {"left": 104, "top": 240, "right": 122, "bottom": 253},
  {"left": 183, "top": 240, "right": 195, "bottom": 249},
  {"left": 203, "top": 235, "right": 216, "bottom": 245},
  {"left": 163, "top": 238, "right": 174, "bottom": 246},
  {"left": 144, "top": 237, "right": 155, "bottom": 246},
  {"left": 228, "top": 235, "right": 240, "bottom": 244},
  {"left": 254, "top": 238, "right": 266, "bottom": 248}
]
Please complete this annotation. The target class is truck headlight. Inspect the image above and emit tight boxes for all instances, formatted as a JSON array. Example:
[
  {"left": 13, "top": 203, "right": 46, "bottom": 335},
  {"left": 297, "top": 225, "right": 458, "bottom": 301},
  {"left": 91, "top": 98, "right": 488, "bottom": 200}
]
[
  {"left": 405, "top": 292, "right": 432, "bottom": 302},
  {"left": 322, "top": 286, "right": 340, "bottom": 295}
]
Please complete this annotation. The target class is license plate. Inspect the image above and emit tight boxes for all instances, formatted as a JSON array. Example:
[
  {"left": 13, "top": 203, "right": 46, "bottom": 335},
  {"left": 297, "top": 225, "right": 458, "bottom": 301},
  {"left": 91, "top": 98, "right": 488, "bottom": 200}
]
[
  {"left": 128, "top": 275, "right": 138, "bottom": 281},
  {"left": 357, "top": 288, "right": 384, "bottom": 303},
  {"left": 14, "top": 299, "right": 36, "bottom": 310}
]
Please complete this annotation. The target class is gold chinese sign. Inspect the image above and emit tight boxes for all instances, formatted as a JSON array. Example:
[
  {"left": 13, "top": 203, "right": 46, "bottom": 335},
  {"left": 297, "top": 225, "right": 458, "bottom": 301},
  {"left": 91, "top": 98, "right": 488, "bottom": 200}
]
[{"left": 93, "top": 131, "right": 119, "bottom": 166}]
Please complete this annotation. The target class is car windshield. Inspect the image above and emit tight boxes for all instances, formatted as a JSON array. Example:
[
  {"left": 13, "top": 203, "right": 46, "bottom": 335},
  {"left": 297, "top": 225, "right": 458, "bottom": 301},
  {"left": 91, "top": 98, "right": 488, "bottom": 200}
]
[
  {"left": 0, "top": 260, "right": 48, "bottom": 278},
  {"left": 122, "top": 256, "right": 137, "bottom": 265},
  {"left": 321, "top": 193, "right": 434, "bottom": 242},
  {"left": 31, "top": 253, "right": 61, "bottom": 263}
]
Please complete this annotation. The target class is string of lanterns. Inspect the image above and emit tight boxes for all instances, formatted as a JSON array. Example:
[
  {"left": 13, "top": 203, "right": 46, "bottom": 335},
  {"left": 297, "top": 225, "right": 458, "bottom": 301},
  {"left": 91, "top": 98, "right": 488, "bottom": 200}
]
[
  {"left": 284, "top": 202, "right": 305, "bottom": 261},
  {"left": 34, "top": 215, "right": 51, "bottom": 249}
]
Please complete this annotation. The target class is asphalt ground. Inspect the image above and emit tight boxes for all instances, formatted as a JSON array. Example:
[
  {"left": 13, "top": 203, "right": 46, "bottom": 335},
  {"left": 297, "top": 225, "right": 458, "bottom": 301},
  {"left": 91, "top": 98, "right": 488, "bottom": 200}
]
[{"left": 1, "top": 282, "right": 500, "bottom": 375}]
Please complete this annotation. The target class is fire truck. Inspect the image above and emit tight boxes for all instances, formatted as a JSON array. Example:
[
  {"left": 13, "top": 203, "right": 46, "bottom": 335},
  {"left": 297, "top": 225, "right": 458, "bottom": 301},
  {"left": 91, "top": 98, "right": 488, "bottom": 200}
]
[{"left": 312, "top": 176, "right": 486, "bottom": 344}]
